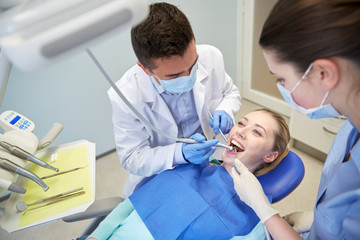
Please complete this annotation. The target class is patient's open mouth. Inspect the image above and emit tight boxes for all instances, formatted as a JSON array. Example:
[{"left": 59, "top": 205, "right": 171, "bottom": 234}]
[{"left": 230, "top": 139, "right": 245, "bottom": 152}]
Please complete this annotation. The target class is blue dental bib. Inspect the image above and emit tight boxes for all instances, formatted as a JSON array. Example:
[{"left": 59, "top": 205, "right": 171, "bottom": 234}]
[{"left": 129, "top": 162, "right": 260, "bottom": 240}]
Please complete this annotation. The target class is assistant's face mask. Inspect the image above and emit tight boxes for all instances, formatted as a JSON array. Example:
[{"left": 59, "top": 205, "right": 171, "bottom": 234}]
[
  {"left": 152, "top": 62, "right": 198, "bottom": 94},
  {"left": 277, "top": 63, "right": 341, "bottom": 119}
]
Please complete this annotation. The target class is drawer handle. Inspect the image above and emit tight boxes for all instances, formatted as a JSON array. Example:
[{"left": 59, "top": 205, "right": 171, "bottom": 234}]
[
  {"left": 323, "top": 127, "right": 337, "bottom": 135},
  {"left": 333, "top": 116, "right": 347, "bottom": 121}
]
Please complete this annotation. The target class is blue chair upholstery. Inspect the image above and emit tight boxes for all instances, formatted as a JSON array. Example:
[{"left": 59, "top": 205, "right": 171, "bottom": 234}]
[{"left": 258, "top": 150, "right": 305, "bottom": 203}]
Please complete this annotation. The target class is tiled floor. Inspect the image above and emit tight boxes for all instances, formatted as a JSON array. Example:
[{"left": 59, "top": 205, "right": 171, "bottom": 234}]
[{"left": 0, "top": 99, "right": 324, "bottom": 240}]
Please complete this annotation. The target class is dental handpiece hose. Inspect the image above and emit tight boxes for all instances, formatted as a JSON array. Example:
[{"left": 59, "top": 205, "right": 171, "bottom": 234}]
[
  {"left": 0, "top": 157, "right": 49, "bottom": 191},
  {"left": 0, "top": 141, "right": 58, "bottom": 172}
]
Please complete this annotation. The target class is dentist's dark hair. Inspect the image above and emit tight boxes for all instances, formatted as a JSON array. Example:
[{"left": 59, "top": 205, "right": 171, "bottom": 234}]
[
  {"left": 259, "top": 0, "right": 360, "bottom": 73},
  {"left": 131, "top": 2, "right": 195, "bottom": 70}
]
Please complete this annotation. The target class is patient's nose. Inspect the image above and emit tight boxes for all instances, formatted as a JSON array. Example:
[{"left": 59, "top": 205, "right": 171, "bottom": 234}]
[{"left": 237, "top": 128, "right": 246, "bottom": 139}]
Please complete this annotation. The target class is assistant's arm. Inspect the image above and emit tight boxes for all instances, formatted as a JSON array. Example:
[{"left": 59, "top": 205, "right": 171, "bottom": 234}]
[
  {"left": 263, "top": 214, "right": 303, "bottom": 240},
  {"left": 231, "top": 159, "right": 303, "bottom": 240}
]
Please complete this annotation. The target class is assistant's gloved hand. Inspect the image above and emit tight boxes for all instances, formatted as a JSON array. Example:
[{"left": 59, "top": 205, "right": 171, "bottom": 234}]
[
  {"left": 182, "top": 133, "right": 218, "bottom": 164},
  {"left": 283, "top": 211, "right": 314, "bottom": 233},
  {"left": 209, "top": 110, "right": 233, "bottom": 135},
  {"left": 232, "top": 158, "right": 278, "bottom": 223}
]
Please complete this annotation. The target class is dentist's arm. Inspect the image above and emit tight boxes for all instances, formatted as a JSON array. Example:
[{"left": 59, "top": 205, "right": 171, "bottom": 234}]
[{"left": 232, "top": 159, "right": 303, "bottom": 240}]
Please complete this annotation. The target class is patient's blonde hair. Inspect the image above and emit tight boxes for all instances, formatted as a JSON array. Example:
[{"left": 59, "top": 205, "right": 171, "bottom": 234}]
[{"left": 253, "top": 108, "right": 290, "bottom": 176}]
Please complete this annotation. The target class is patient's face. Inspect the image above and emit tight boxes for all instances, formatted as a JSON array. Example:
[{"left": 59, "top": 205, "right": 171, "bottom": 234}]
[{"left": 222, "top": 111, "right": 278, "bottom": 172}]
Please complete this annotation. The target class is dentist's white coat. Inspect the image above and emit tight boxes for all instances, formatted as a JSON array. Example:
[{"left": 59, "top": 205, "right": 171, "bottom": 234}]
[{"left": 108, "top": 45, "right": 241, "bottom": 198}]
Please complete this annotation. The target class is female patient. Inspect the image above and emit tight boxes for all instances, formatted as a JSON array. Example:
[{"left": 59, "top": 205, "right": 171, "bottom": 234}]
[{"left": 85, "top": 108, "right": 290, "bottom": 240}]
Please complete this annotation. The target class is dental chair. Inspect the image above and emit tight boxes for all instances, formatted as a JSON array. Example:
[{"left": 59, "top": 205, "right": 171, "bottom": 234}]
[{"left": 62, "top": 150, "right": 305, "bottom": 237}]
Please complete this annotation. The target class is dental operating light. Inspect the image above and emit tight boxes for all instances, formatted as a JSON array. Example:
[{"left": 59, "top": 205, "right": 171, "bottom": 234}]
[{"left": 0, "top": 0, "right": 148, "bottom": 71}]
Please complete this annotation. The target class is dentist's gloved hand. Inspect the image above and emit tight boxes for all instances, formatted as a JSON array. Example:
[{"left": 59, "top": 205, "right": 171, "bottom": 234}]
[
  {"left": 283, "top": 211, "right": 314, "bottom": 233},
  {"left": 232, "top": 158, "right": 278, "bottom": 223},
  {"left": 209, "top": 110, "right": 233, "bottom": 135},
  {"left": 182, "top": 133, "right": 218, "bottom": 164}
]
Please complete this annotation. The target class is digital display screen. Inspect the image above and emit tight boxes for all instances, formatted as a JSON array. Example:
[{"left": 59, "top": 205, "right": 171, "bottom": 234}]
[{"left": 10, "top": 115, "right": 21, "bottom": 125}]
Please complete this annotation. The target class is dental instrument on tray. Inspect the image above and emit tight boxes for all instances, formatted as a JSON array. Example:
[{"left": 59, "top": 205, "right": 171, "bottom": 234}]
[
  {"left": 0, "top": 157, "right": 49, "bottom": 191},
  {"left": 86, "top": 49, "right": 233, "bottom": 151},
  {"left": 0, "top": 140, "right": 58, "bottom": 172},
  {"left": 41, "top": 167, "right": 84, "bottom": 179},
  {"left": 16, "top": 187, "right": 84, "bottom": 212},
  {"left": 207, "top": 110, "right": 228, "bottom": 143},
  {"left": 19, "top": 188, "right": 85, "bottom": 214}
]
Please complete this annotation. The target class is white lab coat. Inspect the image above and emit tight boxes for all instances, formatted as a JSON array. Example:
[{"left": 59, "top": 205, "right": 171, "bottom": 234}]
[{"left": 108, "top": 44, "right": 241, "bottom": 198}]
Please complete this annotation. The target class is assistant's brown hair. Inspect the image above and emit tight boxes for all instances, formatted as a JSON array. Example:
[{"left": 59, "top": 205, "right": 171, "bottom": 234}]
[
  {"left": 259, "top": 0, "right": 360, "bottom": 73},
  {"left": 131, "top": 2, "right": 195, "bottom": 70}
]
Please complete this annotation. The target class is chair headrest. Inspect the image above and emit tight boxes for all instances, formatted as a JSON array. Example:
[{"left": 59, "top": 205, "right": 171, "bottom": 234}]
[{"left": 257, "top": 150, "right": 305, "bottom": 203}]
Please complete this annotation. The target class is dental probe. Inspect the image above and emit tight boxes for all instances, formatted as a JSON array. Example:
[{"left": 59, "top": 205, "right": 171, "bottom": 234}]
[
  {"left": 0, "top": 141, "right": 59, "bottom": 172},
  {"left": 207, "top": 111, "right": 228, "bottom": 143}
]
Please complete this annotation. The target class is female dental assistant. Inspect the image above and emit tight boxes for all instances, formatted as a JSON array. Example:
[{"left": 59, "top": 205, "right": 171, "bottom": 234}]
[{"left": 231, "top": 0, "right": 360, "bottom": 239}]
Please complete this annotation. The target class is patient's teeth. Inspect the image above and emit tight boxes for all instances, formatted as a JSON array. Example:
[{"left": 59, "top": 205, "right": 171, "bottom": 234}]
[{"left": 231, "top": 140, "right": 244, "bottom": 150}]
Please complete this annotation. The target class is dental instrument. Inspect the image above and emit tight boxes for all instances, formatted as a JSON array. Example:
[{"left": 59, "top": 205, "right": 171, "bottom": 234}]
[
  {"left": 41, "top": 167, "right": 84, "bottom": 179},
  {"left": 0, "top": 141, "right": 59, "bottom": 172},
  {"left": 16, "top": 187, "right": 84, "bottom": 212},
  {"left": 233, "top": 148, "right": 240, "bottom": 174},
  {"left": 207, "top": 110, "right": 228, "bottom": 143},
  {"left": 21, "top": 190, "right": 86, "bottom": 215},
  {"left": 86, "top": 49, "right": 233, "bottom": 151},
  {"left": 0, "top": 157, "right": 49, "bottom": 191}
]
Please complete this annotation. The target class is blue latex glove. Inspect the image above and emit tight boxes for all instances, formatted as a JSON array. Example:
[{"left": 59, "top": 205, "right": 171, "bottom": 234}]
[
  {"left": 209, "top": 110, "right": 233, "bottom": 135},
  {"left": 182, "top": 133, "right": 219, "bottom": 164}
]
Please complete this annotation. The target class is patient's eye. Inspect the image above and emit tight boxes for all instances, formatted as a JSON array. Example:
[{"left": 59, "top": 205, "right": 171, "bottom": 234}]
[
  {"left": 253, "top": 129, "right": 262, "bottom": 136},
  {"left": 238, "top": 121, "right": 245, "bottom": 127}
]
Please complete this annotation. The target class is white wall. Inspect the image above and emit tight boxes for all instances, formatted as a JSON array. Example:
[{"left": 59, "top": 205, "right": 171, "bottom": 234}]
[{"left": 1, "top": 0, "right": 238, "bottom": 155}]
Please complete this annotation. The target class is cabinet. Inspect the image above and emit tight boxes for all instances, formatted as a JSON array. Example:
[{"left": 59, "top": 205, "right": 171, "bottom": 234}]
[{"left": 290, "top": 110, "right": 346, "bottom": 154}]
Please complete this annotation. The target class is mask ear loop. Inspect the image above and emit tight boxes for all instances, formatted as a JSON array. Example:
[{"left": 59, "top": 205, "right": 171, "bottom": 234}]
[
  {"left": 319, "top": 91, "right": 329, "bottom": 107},
  {"left": 290, "top": 62, "right": 314, "bottom": 93}
]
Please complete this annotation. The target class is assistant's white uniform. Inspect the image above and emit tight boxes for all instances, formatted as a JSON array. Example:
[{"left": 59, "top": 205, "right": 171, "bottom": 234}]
[{"left": 108, "top": 44, "right": 241, "bottom": 198}]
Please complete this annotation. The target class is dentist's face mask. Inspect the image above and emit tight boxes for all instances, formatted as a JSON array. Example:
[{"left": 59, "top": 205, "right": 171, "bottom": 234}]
[
  {"left": 277, "top": 63, "right": 340, "bottom": 119},
  {"left": 152, "top": 62, "right": 198, "bottom": 94}
]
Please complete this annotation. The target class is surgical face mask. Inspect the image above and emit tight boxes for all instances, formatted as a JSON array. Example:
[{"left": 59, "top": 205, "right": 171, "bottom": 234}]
[
  {"left": 277, "top": 63, "right": 341, "bottom": 119},
  {"left": 152, "top": 62, "right": 198, "bottom": 94}
]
